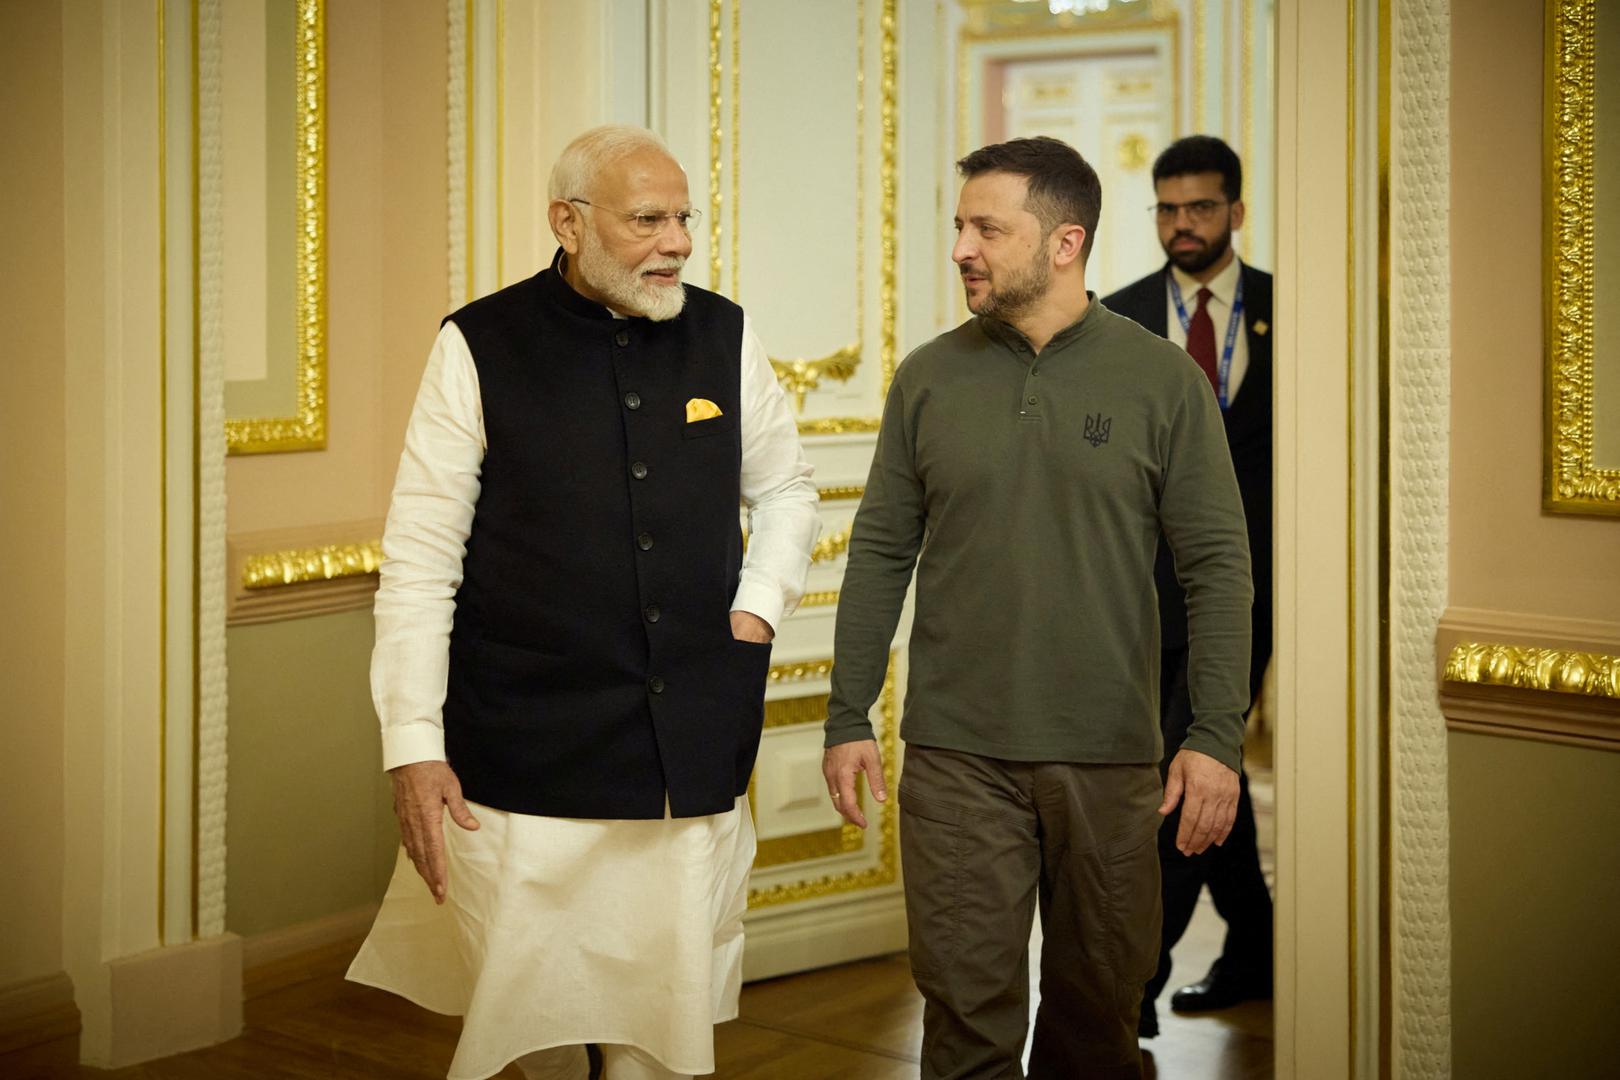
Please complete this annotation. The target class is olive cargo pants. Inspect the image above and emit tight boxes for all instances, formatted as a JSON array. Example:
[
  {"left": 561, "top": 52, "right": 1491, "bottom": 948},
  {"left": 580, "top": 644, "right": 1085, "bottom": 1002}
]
[{"left": 899, "top": 745, "right": 1162, "bottom": 1080}]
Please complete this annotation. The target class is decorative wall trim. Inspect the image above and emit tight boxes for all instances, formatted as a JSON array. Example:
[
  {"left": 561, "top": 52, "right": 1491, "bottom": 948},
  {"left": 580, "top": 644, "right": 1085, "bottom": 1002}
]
[
  {"left": 817, "top": 484, "right": 865, "bottom": 502},
  {"left": 810, "top": 521, "right": 851, "bottom": 564},
  {"left": 241, "top": 540, "right": 384, "bottom": 589},
  {"left": 223, "top": 0, "right": 327, "bottom": 454},
  {"left": 226, "top": 521, "right": 383, "bottom": 626},
  {"left": 0, "top": 971, "right": 80, "bottom": 1056},
  {"left": 448, "top": 0, "right": 469, "bottom": 309},
  {"left": 195, "top": 0, "right": 229, "bottom": 940},
  {"left": 1389, "top": 0, "right": 1453, "bottom": 1070},
  {"left": 796, "top": 416, "right": 883, "bottom": 436},
  {"left": 767, "top": 657, "right": 835, "bottom": 684},
  {"left": 751, "top": 691, "right": 862, "bottom": 868},
  {"left": 1437, "top": 608, "right": 1620, "bottom": 753},
  {"left": 1544, "top": 0, "right": 1619, "bottom": 515},
  {"left": 749, "top": 655, "right": 899, "bottom": 907},
  {"left": 714, "top": 0, "right": 898, "bottom": 436},
  {"left": 1444, "top": 642, "right": 1620, "bottom": 699}
]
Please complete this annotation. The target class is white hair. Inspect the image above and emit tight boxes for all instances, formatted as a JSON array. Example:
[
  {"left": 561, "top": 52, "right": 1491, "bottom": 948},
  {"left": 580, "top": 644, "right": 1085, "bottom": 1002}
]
[{"left": 548, "top": 125, "right": 673, "bottom": 202}]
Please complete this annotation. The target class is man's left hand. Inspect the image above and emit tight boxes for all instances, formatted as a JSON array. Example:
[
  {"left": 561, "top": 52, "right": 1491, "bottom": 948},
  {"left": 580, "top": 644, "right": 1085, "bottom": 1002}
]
[
  {"left": 1158, "top": 748, "right": 1240, "bottom": 856},
  {"left": 730, "top": 610, "right": 773, "bottom": 643}
]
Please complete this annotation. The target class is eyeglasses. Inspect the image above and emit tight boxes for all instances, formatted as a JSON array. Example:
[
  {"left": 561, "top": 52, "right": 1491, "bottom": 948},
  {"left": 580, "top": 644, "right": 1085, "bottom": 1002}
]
[
  {"left": 568, "top": 198, "right": 701, "bottom": 237},
  {"left": 1151, "top": 198, "right": 1229, "bottom": 224}
]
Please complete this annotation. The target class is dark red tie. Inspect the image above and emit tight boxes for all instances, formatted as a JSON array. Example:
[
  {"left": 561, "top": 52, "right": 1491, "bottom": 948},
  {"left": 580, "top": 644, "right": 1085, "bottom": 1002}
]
[{"left": 1185, "top": 287, "right": 1220, "bottom": 397}]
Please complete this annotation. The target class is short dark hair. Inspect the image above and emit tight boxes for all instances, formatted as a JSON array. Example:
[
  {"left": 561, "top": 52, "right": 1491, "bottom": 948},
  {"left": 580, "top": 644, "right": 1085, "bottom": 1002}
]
[
  {"left": 1151, "top": 135, "right": 1243, "bottom": 202},
  {"left": 956, "top": 136, "right": 1102, "bottom": 261}
]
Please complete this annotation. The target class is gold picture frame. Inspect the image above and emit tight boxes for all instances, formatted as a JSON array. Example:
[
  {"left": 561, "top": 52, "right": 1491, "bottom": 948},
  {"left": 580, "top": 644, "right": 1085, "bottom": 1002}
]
[
  {"left": 1544, "top": 0, "right": 1619, "bottom": 513},
  {"left": 223, "top": 0, "right": 326, "bottom": 454}
]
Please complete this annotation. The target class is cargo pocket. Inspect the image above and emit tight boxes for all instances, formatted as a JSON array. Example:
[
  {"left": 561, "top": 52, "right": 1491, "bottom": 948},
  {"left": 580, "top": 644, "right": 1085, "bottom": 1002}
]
[
  {"left": 1101, "top": 777, "right": 1164, "bottom": 1011},
  {"left": 898, "top": 788, "right": 966, "bottom": 981}
]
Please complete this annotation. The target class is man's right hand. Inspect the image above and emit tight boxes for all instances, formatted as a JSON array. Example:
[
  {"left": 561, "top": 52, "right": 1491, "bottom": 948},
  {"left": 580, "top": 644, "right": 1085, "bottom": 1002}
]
[
  {"left": 821, "top": 739, "right": 887, "bottom": 829},
  {"left": 389, "top": 760, "right": 480, "bottom": 904}
]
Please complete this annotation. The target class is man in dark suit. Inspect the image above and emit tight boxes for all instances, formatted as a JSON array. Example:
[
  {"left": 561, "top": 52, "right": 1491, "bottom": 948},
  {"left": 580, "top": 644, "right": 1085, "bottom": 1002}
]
[{"left": 1102, "top": 135, "right": 1274, "bottom": 1039}]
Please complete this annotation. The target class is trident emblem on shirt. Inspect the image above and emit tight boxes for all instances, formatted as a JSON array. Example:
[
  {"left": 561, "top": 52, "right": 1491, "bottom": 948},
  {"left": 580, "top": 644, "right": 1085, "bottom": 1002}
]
[{"left": 1084, "top": 413, "right": 1112, "bottom": 447}]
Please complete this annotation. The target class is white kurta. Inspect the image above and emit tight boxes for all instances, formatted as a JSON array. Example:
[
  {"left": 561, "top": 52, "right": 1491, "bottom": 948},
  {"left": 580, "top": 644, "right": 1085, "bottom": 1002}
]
[{"left": 348, "top": 308, "right": 817, "bottom": 1080}]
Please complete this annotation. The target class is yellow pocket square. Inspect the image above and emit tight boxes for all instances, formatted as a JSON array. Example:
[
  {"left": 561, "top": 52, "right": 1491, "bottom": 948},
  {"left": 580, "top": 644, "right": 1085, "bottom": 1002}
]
[{"left": 685, "top": 397, "right": 723, "bottom": 423}]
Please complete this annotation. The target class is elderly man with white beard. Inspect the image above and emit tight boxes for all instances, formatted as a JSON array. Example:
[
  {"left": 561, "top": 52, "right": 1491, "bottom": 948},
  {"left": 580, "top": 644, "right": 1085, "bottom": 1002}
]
[{"left": 347, "top": 125, "right": 819, "bottom": 1080}]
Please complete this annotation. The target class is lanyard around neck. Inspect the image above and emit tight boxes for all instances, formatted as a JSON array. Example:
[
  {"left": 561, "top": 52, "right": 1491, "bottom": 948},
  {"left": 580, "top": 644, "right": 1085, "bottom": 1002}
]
[{"left": 1169, "top": 272, "right": 1245, "bottom": 410}]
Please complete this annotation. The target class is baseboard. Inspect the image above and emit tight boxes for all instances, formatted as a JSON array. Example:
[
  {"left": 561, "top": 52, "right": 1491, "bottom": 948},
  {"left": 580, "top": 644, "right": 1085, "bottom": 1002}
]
[
  {"left": 90, "top": 934, "right": 243, "bottom": 1068},
  {"left": 242, "top": 903, "right": 379, "bottom": 1000},
  {"left": 0, "top": 971, "right": 80, "bottom": 1055},
  {"left": 742, "top": 887, "right": 907, "bottom": 982}
]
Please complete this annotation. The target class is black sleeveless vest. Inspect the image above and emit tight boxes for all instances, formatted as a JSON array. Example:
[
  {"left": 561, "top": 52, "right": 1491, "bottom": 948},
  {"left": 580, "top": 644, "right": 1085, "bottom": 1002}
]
[{"left": 441, "top": 252, "right": 771, "bottom": 819}]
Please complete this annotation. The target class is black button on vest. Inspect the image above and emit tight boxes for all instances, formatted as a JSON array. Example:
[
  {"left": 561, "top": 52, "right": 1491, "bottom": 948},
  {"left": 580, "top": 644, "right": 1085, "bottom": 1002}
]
[{"left": 438, "top": 251, "right": 771, "bottom": 819}]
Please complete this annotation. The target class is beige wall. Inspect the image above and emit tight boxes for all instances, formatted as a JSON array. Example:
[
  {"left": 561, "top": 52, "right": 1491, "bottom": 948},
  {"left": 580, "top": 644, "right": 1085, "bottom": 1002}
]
[
  {"left": 226, "top": 612, "right": 396, "bottom": 938},
  {"left": 0, "top": 0, "right": 67, "bottom": 989},
  {"left": 1449, "top": 734, "right": 1620, "bottom": 1078},
  {"left": 1449, "top": 0, "right": 1620, "bottom": 1073},
  {"left": 223, "top": 0, "right": 447, "bottom": 940}
]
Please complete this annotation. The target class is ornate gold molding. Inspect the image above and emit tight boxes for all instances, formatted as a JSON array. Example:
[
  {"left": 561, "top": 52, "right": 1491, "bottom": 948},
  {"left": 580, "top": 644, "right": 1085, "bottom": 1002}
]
[
  {"left": 797, "top": 416, "right": 884, "bottom": 436},
  {"left": 878, "top": 0, "right": 897, "bottom": 393},
  {"left": 750, "top": 655, "right": 900, "bottom": 906},
  {"left": 811, "top": 521, "right": 851, "bottom": 564},
  {"left": 798, "top": 590, "right": 840, "bottom": 608},
  {"left": 224, "top": 0, "right": 327, "bottom": 454},
  {"left": 708, "top": 0, "right": 723, "bottom": 292},
  {"left": 1437, "top": 611, "right": 1620, "bottom": 752},
  {"left": 817, "top": 484, "right": 865, "bottom": 502},
  {"left": 241, "top": 540, "right": 383, "bottom": 590},
  {"left": 1544, "top": 0, "right": 1620, "bottom": 514},
  {"left": 226, "top": 522, "right": 384, "bottom": 625},
  {"left": 771, "top": 345, "right": 860, "bottom": 412},
  {"left": 1443, "top": 642, "right": 1619, "bottom": 699},
  {"left": 768, "top": 658, "right": 835, "bottom": 684}
]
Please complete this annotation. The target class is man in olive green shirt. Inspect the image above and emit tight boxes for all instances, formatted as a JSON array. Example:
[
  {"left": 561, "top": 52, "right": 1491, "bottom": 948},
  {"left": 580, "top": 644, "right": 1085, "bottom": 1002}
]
[{"left": 823, "top": 137, "right": 1253, "bottom": 1079}]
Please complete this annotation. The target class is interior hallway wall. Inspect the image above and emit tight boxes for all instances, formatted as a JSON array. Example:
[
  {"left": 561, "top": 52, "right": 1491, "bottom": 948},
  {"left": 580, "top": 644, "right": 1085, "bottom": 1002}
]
[
  {"left": 226, "top": 611, "right": 396, "bottom": 937},
  {"left": 223, "top": 0, "right": 448, "bottom": 942},
  {"left": 1448, "top": 0, "right": 1620, "bottom": 1075},
  {"left": 0, "top": 0, "right": 68, "bottom": 993}
]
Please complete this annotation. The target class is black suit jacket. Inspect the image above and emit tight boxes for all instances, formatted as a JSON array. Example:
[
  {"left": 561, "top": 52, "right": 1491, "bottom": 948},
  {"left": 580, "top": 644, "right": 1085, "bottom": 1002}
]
[{"left": 1102, "top": 262, "right": 1273, "bottom": 724}]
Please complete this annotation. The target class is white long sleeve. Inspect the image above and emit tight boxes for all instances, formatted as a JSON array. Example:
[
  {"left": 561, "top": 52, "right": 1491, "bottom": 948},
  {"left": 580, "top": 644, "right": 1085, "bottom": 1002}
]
[
  {"left": 732, "top": 318, "right": 820, "bottom": 628},
  {"left": 371, "top": 316, "right": 818, "bottom": 771},
  {"left": 371, "top": 322, "right": 485, "bottom": 769}
]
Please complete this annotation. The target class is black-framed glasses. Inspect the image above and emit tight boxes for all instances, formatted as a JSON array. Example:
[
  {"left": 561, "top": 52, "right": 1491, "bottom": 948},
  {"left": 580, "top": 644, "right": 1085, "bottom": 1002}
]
[
  {"left": 568, "top": 198, "right": 701, "bottom": 237},
  {"left": 1150, "top": 198, "right": 1229, "bottom": 224}
]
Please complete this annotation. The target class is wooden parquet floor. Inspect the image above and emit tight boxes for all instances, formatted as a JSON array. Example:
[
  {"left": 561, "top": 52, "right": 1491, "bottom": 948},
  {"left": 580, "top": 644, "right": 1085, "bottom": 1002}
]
[
  {"left": 1, "top": 911, "right": 1269, "bottom": 1080},
  {"left": 8, "top": 754, "right": 1274, "bottom": 1079}
]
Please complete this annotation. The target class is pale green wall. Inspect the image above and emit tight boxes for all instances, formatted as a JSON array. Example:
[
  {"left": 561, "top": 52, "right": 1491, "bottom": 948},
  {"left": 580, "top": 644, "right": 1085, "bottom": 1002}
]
[
  {"left": 1450, "top": 733, "right": 1620, "bottom": 1079},
  {"left": 226, "top": 609, "right": 398, "bottom": 938}
]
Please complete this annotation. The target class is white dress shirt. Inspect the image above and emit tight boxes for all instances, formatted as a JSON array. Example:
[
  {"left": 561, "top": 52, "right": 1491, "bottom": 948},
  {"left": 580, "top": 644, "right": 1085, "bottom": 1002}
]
[
  {"left": 1165, "top": 254, "right": 1250, "bottom": 404},
  {"left": 371, "top": 315, "right": 819, "bottom": 771}
]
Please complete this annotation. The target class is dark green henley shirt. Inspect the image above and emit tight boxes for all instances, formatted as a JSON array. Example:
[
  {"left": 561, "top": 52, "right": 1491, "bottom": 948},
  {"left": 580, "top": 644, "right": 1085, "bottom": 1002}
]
[{"left": 825, "top": 295, "right": 1253, "bottom": 772}]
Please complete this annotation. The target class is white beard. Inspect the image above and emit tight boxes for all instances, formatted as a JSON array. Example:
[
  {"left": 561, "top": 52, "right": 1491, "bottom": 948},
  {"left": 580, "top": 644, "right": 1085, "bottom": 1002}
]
[{"left": 577, "top": 233, "right": 688, "bottom": 321}]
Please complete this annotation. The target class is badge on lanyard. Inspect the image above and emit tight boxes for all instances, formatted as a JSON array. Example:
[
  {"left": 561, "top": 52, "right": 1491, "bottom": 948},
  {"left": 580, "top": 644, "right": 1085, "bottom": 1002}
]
[{"left": 1169, "top": 274, "right": 1246, "bottom": 410}]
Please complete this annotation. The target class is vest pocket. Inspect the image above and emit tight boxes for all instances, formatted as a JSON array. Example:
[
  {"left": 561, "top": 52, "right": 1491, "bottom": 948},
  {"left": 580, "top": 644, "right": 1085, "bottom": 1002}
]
[
  {"left": 468, "top": 636, "right": 581, "bottom": 713},
  {"left": 681, "top": 414, "right": 735, "bottom": 439}
]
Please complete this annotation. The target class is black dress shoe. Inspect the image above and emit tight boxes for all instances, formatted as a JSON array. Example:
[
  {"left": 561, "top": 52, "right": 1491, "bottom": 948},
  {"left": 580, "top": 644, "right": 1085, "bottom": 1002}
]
[{"left": 1168, "top": 959, "right": 1272, "bottom": 1013}]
